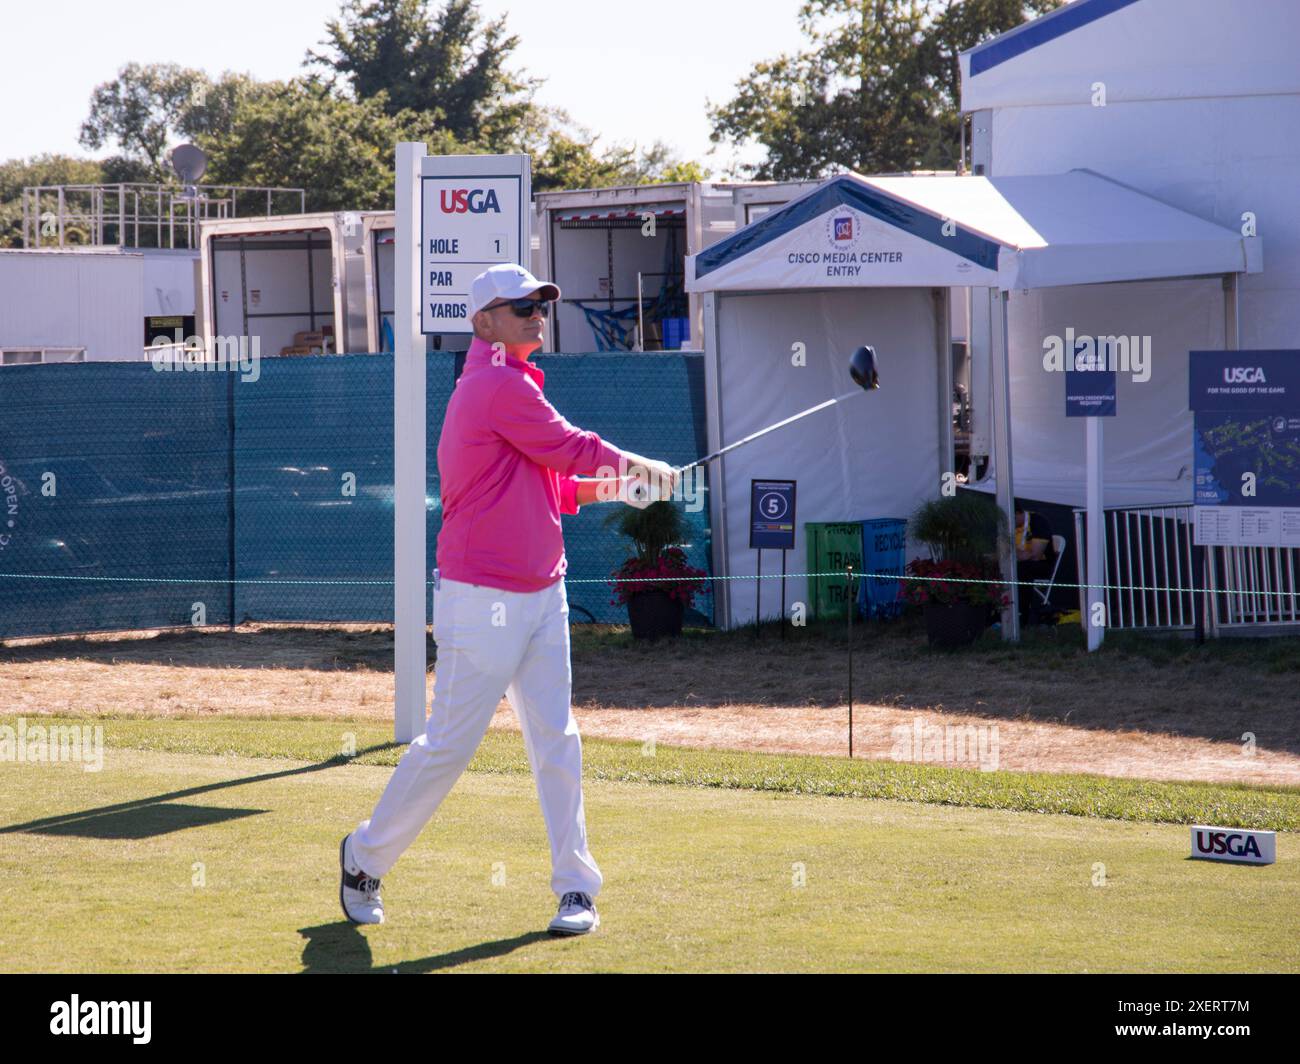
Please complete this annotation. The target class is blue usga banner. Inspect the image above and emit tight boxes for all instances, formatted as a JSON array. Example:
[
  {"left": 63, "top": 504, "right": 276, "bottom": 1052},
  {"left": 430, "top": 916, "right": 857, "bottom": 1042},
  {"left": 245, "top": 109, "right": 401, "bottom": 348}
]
[
  {"left": 1190, "top": 350, "right": 1300, "bottom": 509},
  {"left": 1190, "top": 349, "right": 1299, "bottom": 412}
]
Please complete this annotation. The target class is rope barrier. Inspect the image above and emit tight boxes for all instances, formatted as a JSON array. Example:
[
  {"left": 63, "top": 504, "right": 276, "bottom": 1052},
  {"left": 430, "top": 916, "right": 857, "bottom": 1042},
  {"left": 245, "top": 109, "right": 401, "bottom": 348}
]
[{"left": 0, "top": 567, "right": 1287, "bottom": 599}]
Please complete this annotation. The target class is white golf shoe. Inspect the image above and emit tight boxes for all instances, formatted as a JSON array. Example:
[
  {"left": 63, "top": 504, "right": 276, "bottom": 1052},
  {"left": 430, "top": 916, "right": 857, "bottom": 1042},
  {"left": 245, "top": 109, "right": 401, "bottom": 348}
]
[
  {"left": 339, "top": 834, "right": 384, "bottom": 925},
  {"left": 548, "top": 891, "right": 599, "bottom": 936}
]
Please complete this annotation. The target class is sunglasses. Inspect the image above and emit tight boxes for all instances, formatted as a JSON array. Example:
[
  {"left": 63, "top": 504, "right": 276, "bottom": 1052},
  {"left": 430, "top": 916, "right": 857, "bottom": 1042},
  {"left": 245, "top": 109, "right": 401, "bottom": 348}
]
[{"left": 485, "top": 298, "right": 550, "bottom": 319}]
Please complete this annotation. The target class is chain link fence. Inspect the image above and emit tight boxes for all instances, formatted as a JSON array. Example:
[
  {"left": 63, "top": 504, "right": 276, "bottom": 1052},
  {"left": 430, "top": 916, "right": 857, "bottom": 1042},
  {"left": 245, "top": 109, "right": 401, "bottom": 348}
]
[{"left": 0, "top": 351, "right": 713, "bottom": 639}]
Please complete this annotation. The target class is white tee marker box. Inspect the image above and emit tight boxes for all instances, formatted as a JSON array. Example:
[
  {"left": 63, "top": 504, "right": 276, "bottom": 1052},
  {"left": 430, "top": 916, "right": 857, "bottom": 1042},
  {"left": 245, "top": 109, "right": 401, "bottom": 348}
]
[{"left": 1190, "top": 826, "right": 1276, "bottom": 865}]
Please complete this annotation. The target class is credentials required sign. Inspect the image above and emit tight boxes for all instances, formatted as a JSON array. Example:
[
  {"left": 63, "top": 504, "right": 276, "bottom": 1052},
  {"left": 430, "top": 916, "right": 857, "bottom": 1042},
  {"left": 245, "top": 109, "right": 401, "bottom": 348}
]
[
  {"left": 750, "top": 480, "right": 796, "bottom": 550},
  {"left": 1190, "top": 350, "right": 1300, "bottom": 546},
  {"left": 420, "top": 154, "right": 530, "bottom": 335},
  {"left": 1065, "top": 337, "right": 1117, "bottom": 417}
]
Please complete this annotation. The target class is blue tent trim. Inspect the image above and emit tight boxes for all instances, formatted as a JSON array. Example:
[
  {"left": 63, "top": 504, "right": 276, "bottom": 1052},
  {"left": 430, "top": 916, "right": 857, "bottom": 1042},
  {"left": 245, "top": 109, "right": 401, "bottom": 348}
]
[
  {"left": 692, "top": 175, "right": 1003, "bottom": 281},
  {"left": 968, "top": 0, "right": 1142, "bottom": 77}
]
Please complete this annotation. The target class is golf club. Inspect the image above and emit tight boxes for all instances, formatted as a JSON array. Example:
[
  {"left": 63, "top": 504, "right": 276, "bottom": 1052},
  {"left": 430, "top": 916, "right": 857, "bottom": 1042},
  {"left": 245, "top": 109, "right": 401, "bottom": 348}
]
[{"left": 675, "top": 345, "right": 880, "bottom": 475}]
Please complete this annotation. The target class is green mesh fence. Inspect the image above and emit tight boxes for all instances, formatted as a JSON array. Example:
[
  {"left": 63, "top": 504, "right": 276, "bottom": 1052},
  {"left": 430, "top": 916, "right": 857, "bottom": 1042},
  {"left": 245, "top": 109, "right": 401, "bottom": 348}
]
[{"left": 0, "top": 351, "right": 713, "bottom": 638}]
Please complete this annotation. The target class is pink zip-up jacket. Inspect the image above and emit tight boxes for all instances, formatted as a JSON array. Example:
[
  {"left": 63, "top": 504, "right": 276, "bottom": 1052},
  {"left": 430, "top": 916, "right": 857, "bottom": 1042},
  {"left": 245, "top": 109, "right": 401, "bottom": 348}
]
[{"left": 434, "top": 337, "right": 629, "bottom": 592}]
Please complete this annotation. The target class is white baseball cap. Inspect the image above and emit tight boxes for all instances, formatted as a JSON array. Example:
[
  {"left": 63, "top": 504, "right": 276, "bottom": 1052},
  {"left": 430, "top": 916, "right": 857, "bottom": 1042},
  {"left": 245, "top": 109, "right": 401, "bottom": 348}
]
[{"left": 468, "top": 264, "right": 561, "bottom": 319}]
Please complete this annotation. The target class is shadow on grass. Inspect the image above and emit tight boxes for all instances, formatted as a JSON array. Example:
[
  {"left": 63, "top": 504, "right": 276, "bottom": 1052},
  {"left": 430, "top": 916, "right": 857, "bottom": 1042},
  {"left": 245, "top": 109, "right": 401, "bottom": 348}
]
[
  {"left": 30, "top": 802, "right": 264, "bottom": 838},
  {"left": 298, "top": 923, "right": 553, "bottom": 973},
  {"left": 0, "top": 743, "right": 397, "bottom": 838}
]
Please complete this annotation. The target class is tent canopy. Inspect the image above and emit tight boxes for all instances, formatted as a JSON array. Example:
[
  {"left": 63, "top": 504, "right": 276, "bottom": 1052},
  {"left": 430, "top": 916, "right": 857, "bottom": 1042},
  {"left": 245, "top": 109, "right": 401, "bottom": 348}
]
[{"left": 686, "top": 169, "right": 1260, "bottom": 294}]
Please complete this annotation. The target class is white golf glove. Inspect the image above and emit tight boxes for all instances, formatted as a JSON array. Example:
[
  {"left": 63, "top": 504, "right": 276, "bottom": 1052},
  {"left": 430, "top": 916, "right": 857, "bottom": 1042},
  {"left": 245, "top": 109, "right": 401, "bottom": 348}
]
[
  {"left": 620, "top": 478, "right": 656, "bottom": 509},
  {"left": 616, "top": 453, "right": 679, "bottom": 508}
]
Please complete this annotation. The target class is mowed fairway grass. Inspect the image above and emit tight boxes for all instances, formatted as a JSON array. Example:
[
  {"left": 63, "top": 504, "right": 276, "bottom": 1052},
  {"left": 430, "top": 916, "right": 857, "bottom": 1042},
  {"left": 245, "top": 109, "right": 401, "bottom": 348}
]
[{"left": 1, "top": 719, "right": 1297, "bottom": 973}]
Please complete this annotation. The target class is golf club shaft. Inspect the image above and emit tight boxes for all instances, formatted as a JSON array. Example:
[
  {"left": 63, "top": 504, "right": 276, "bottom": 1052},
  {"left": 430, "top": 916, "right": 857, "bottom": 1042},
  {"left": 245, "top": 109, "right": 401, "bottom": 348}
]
[{"left": 677, "top": 389, "right": 863, "bottom": 473}]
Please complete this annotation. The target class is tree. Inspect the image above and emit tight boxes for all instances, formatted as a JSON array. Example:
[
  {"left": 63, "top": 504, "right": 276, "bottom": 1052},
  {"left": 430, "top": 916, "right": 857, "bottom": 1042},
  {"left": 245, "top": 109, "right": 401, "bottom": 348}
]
[
  {"left": 308, "top": 0, "right": 537, "bottom": 148},
  {"left": 79, "top": 63, "right": 255, "bottom": 180},
  {"left": 519, "top": 107, "right": 708, "bottom": 192},
  {"left": 202, "top": 79, "right": 463, "bottom": 212},
  {"left": 530, "top": 129, "right": 630, "bottom": 194},
  {"left": 623, "top": 142, "right": 711, "bottom": 185},
  {"left": 0, "top": 155, "right": 105, "bottom": 248},
  {"left": 708, "top": 0, "right": 1063, "bottom": 179}
]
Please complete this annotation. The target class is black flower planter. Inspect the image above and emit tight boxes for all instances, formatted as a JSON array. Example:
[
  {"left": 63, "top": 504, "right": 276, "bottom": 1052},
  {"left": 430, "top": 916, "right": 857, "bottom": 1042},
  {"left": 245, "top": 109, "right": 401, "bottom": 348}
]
[
  {"left": 626, "top": 590, "right": 685, "bottom": 640},
  {"left": 922, "top": 602, "right": 988, "bottom": 648}
]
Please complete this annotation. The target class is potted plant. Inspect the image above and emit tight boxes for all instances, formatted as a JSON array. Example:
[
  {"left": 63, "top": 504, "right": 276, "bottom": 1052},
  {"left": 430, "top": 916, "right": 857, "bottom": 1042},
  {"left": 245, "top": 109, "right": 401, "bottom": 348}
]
[
  {"left": 604, "top": 501, "right": 707, "bottom": 640},
  {"left": 904, "top": 494, "right": 1010, "bottom": 648}
]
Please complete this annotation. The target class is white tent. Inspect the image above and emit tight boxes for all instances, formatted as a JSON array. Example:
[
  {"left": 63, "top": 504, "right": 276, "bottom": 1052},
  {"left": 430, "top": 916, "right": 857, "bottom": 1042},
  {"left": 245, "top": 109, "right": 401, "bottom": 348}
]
[
  {"left": 958, "top": 0, "right": 1300, "bottom": 509},
  {"left": 686, "top": 169, "right": 1259, "bottom": 634}
]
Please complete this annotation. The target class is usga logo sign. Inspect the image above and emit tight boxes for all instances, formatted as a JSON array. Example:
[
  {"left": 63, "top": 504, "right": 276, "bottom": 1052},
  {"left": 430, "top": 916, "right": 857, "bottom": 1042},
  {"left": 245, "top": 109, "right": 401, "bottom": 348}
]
[
  {"left": 1223, "top": 366, "right": 1267, "bottom": 383},
  {"left": 439, "top": 188, "right": 502, "bottom": 214},
  {"left": 1190, "top": 825, "right": 1276, "bottom": 865}
]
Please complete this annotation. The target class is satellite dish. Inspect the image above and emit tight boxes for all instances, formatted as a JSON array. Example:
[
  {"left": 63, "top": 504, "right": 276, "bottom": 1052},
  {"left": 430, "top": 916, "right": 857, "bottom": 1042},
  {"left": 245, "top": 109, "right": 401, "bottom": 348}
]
[{"left": 170, "top": 143, "right": 208, "bottom": 185}]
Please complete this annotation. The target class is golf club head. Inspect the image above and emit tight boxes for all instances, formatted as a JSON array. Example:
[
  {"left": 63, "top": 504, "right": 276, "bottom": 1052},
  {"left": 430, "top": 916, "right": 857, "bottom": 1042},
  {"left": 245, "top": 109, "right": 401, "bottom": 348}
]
[{"left": 849, "top": 345, "right": 880, "bottom": 390}]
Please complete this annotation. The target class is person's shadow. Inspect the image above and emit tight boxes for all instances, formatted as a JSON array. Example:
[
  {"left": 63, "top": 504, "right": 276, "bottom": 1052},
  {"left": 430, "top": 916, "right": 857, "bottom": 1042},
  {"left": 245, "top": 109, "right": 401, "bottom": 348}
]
[{"left": 298, "top": 923, "right": 552, "bottom": 974}]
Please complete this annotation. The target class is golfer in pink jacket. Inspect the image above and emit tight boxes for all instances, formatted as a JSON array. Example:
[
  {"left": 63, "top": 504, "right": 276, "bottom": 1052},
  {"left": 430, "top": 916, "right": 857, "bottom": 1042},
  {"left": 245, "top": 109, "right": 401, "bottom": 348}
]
[{"left": 340, "top": 264, "right": 677, "bottom": 936}]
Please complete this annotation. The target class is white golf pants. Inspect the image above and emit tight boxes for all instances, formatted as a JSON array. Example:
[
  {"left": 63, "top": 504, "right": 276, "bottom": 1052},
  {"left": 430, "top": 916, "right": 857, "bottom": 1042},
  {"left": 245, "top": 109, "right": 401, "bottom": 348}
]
[{"left": 351, "top": 574, "right": 601, "bottom": 899}]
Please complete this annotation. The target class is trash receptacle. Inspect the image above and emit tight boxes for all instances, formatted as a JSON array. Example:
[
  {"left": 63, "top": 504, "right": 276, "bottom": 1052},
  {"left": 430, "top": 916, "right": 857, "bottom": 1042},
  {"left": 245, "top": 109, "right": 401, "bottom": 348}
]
[
  {"left": 859, "top": 518, "right": 906, "bottom": 620},
  {"left": 805, "top": 522, "right": 865, "bottom": 620}
]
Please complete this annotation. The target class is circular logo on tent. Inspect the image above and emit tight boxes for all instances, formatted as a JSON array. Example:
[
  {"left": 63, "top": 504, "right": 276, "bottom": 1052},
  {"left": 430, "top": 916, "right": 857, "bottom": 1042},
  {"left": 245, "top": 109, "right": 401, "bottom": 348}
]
[{"left": 825, "top": 209, "right": 863, "bottom": 250}]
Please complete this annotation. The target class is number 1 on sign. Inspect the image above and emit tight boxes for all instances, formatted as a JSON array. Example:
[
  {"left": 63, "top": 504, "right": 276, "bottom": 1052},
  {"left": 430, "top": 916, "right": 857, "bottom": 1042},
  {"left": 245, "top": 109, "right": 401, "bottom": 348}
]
[{"left": 491, "top": 235, "right": 507, "bottom": 259}]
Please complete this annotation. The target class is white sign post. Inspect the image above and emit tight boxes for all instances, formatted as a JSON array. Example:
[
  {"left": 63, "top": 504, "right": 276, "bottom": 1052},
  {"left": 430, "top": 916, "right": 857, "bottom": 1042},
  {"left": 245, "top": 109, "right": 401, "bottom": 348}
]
[
  {"left": 1066, "top": 338, "right": 1117, "bottom": 654},
  {"left": 1085, "top": 417, "right": 1104, "bottom": 652},
  {"left": 393, "top": 148, "right": 531, "bottom": 742}
]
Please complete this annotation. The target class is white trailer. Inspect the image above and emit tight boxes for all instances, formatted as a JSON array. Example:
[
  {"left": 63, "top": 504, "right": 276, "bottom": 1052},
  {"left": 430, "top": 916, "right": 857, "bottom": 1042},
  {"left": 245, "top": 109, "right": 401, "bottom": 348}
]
[
  {"left": 200, "top": 213, "right": 355, "bottom": 358},
  {"left": 535, "top": 182, "right": 770, "bottom": 353},
  {"left": 199, "top": 209, "right": 519, "bottom": 358},
  {"left": 0, "top": 246, "right": 198, "bottom": 364},
  {"left": 194, "top": 183, "right": 868, "bottom": 361}
]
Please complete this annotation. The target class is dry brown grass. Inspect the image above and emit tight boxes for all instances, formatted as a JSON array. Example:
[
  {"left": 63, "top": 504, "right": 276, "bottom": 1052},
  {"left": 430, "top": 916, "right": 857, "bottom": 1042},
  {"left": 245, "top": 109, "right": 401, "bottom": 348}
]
[{"left": 3, "top": 620, "right": 1297, "bottom": 787}]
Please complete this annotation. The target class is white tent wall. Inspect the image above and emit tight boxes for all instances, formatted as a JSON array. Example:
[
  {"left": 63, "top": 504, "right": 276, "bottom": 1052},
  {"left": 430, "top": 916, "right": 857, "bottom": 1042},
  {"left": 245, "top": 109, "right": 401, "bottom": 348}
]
[
  {"left": 988, "top": 278, "right": 1226, "bottom": 507},
  {"left": 962, "top": 0, "right": 1300, "bottom": 506},
  {"left": 712, "top": 287, "right": 941, "bottom": 628},
  {"left": 961, "top": 0, "right": 1300, "bottom": 114},
  {"left": 988, "top": 95, "right": 1300, "bottom": 348}
]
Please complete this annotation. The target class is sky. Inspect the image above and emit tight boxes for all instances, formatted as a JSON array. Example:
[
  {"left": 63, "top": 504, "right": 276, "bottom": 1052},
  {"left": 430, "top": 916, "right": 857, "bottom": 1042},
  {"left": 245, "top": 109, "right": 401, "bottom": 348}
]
[{"left": 0, "top": 0, "right": 807, "bottom": 177}]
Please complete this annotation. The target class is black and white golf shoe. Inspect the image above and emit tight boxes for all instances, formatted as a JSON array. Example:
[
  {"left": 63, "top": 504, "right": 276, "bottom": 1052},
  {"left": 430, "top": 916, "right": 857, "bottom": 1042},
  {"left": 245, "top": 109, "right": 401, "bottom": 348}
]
[
  {"left": 339, "top": 834, "right": 384, "bottom": 925},
  {"left": 548, "top": 891, "right": 599, "bottom": 936}
]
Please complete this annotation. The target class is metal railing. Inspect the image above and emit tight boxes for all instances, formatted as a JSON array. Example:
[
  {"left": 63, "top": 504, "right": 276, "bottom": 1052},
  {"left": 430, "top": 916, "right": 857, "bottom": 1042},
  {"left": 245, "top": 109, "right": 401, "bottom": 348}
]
[
  {"left": 21, "top": 183, "right": 307, "bottom": 250},
  {"left": 1210, "top": 542, "right": 1300, "bottom": 629},
  {"left": 1073, "top": 503, "right": 1300, "bottom": 635}
]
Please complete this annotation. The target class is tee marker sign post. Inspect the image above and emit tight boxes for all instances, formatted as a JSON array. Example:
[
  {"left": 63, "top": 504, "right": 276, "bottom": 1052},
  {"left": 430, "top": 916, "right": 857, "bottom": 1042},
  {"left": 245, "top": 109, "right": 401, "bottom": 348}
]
[
  {"left": 419, "top": 156, "right": 530, "bottom": 334},
  {"left": 749, "top": 479, "right": 797, "bottom": 639},
  {"left": 394, "top": 145, "right": 531, "bottom": 741}
]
